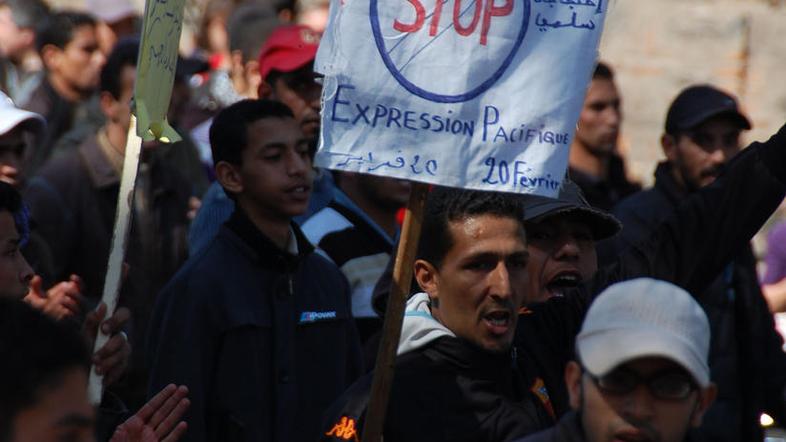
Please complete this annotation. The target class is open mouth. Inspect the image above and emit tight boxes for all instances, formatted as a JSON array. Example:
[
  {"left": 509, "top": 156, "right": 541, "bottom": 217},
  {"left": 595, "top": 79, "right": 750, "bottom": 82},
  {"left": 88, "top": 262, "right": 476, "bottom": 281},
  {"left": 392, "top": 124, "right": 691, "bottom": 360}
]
[
  {"left": 483, "top": 310, "right": 512, "bottom": 336},
  {"left": 545, "top": 271, "right": 582, "bottom": 297},
  {"left": 285, "top": 185, "right": 312, "bottom": 200}
]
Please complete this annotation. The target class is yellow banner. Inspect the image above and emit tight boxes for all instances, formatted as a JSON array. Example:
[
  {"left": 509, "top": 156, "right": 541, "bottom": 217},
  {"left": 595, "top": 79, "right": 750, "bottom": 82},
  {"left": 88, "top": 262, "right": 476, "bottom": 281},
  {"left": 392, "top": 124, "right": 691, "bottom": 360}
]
[{"left": 134, "top": 0, "right": 186, "bottom": 142}]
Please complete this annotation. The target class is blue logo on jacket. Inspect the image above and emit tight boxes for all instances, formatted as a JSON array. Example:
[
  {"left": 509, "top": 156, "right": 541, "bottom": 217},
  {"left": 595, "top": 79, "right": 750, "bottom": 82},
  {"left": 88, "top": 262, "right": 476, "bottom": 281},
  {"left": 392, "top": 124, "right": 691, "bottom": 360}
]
[{"left": 299, "top": 311, "right": 337, "bottom": 323}]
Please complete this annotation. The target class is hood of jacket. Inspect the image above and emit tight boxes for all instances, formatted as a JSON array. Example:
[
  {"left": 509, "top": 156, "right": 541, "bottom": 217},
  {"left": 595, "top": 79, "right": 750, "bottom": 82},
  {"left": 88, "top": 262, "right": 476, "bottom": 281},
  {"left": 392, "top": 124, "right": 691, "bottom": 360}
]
[{"left": 397, "top": 292, "right": 455, "bottom": 355}]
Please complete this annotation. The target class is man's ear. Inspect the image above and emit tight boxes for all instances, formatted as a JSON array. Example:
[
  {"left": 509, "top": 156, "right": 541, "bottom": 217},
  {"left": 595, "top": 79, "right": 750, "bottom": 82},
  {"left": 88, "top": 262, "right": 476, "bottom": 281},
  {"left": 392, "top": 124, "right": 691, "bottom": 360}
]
[
  {"left": 414, "top": 258, "right": 439, "bottom": 299},
  {"left": 99, "top": 91, "right": 117, "bottom": 121},
  {"left": 661, "top": 133, "right": 679, "bottom": 162},
  {"left": 215, "top": 160, "right": 243, "bottom": 194},
  {"left": 40, "top": 44, "right": 62, "bottom": 72},
  {"left": 565, "top": 361, "right": 583, "bottom": 411},
  {"left": 690, "top": 383, "right": 718, "bottom": 427}
]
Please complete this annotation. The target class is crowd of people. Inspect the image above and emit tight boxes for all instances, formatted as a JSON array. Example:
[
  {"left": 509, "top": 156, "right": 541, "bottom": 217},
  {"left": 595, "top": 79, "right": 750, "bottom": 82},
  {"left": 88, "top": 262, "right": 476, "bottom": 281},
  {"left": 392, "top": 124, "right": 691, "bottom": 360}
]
[{"left": 0, "top": 0, "right": 785, "bottom": 441}]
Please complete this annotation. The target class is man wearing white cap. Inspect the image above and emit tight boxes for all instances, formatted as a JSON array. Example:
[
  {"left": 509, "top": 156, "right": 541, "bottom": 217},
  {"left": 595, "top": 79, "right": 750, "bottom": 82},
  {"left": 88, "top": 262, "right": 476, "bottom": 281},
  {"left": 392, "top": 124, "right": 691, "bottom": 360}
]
[
  {"left": 0, "top": 90, "right": 43, "bottom": 187},
  {"left": 515, "top": 278, "right": 717, "bottom": 442}
]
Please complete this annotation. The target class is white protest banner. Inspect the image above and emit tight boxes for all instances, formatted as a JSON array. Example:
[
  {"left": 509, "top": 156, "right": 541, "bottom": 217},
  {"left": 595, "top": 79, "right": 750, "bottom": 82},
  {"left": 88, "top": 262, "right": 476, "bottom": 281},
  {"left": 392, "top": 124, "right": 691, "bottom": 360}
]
[
  {"left": 135, "top": 0, "right": 185, "bottom": 142},
  {"left": 315, "top": 0, "right": 608, "bottom": 196}
]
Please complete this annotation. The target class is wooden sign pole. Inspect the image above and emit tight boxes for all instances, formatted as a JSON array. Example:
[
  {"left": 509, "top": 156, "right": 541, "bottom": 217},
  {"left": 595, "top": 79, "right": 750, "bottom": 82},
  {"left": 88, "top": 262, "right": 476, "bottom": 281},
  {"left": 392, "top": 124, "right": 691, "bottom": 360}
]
[
  {"left": 87, "top": 115, "right": 143, "bottom": 405},
  {"left": 361, "top": 182, "right": 429, "bottom": 442}
]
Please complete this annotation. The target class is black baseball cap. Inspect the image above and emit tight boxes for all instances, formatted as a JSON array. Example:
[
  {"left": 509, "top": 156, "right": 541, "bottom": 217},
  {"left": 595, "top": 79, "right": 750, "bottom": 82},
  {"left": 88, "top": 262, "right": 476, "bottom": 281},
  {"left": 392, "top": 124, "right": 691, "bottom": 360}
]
[
  {"left": 521, "top": 180, "right": 622, "bottom": 240},
  {"left": 664, "top": 85, "right": 751, "bottom": 135}
]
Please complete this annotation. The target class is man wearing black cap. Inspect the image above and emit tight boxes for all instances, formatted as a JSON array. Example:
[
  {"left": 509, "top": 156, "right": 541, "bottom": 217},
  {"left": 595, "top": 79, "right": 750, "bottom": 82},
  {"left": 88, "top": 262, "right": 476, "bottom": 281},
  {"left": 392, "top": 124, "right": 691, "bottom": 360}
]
[
  {"left": 606, "top": 84, "right": 786, "bottom": 441},
  {"left": 519, "top": 180, "right": 621, "bottom": 305}
]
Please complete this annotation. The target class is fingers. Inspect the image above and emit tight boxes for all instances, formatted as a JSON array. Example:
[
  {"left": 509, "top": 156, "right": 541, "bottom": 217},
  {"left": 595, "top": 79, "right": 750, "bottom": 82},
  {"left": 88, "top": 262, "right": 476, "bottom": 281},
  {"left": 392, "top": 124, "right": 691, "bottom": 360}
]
[
  {"left": 101, "top": 307, "right": 131, "bottom": 335},
  {"left": 0, "top": 165, "right": 19, "bottom": 187},
  {"left": 29, "top": 275, "right": 45, "bottom": 298},
  {"left": 83, "top": 302, "right": 107, "bottom": 343},
  {"left": 68, "top": 274, "right": 84, "bottom": 292},
  {"left": 135, "top": 384, "right": 177, "bottom": 423},
  {"left": 94, "top": 333, "right": 130, "bottom": 383},
  {"left": 161, "top": 421, "right": 188, "bottom": 442},
  {"left": 151, "top": 386, "right": 190, "bottom": 435}
]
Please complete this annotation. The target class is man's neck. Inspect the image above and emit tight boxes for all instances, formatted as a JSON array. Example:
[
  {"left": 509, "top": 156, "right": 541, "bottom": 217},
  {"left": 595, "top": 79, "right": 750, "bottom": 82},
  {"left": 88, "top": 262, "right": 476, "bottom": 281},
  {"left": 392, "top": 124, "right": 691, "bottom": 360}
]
[
  {"left": 569, "top": 142, "right": 609, "bottom": 180},
  {"left": 46, "top": 73, "right": 84, "bottom": 103},
  {"left": 237, "top": 200, "right": 292, "bottom": 250},
  {"left": 340, "top": 185, "right": 398, "bottom": 238},
  {"left": 104, "top": 123, "right": 127, "bottom": 155}
]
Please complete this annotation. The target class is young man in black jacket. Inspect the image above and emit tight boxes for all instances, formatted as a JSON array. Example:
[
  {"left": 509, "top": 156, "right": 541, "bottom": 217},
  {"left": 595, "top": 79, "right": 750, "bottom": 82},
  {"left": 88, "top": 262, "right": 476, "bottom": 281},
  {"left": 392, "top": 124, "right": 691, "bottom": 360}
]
[
  {"left": 605, "top": 85, "right": 786, "bottom": 441},
  {"left": 147, "top": 100, "right": 363, "bottom": 442},
  {"left": 324, "top": 188, "right": 554, "bottom": 442}
]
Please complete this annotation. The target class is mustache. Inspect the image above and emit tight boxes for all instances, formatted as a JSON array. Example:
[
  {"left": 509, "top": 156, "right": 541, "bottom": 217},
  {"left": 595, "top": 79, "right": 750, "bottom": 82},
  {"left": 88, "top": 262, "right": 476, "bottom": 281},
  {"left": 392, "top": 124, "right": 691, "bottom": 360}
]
[{"left": 700, "top": 163, "right": 727, "bottom": 178}]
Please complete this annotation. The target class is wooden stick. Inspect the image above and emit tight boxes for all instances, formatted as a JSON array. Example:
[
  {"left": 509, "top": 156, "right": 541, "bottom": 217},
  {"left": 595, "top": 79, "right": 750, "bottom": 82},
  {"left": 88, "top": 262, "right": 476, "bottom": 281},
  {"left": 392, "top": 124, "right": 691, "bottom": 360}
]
[
  {"left": 361, "top": 182, "right": 429, "bottom": 442},
  {"left": 87, "top": 115, "right": 143, "bottom": 405}
]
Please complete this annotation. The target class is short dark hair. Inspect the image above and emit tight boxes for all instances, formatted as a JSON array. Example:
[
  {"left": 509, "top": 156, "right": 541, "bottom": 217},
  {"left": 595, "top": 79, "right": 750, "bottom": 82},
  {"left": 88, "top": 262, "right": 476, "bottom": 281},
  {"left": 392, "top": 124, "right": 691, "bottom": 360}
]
[
  {"left": 2, "top": 0, "right": 50, "bottom": 29},
  {"left": 0, "top": 181, "right": 28, "bottom": 245},
  {"left": 416, "top": 187, "right": 525, "bottom": 268},
  {"left": 227, "top": 4, "right": 279, "bottom": 63},
  {"left": 274, "top": 0, "right": 296, "bottom": 14},
  {"left": 35, "top": 11, "right": 96, "bottom": 53},
  {"left": 100, "top": 38, "right": 139, "bottom": 99},
  {"left": 592, "top": 61, "right": 614, "bottom": 81},
  {"left": 209, "top": 99, "right": 294, "bottom": 166},
  {"left": 0, "top": 299, "right": 90, "bottom": 440}
]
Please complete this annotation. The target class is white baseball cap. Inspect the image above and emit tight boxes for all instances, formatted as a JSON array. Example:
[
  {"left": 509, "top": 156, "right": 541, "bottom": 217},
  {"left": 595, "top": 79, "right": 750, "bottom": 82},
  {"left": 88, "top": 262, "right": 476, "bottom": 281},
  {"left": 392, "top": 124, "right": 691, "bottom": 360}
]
[
  {"left": 576, "top": 278, "right": 711, "bottom": 388},
  {"left": 0, "top": 92, "right": 44, "bottom": 137}
]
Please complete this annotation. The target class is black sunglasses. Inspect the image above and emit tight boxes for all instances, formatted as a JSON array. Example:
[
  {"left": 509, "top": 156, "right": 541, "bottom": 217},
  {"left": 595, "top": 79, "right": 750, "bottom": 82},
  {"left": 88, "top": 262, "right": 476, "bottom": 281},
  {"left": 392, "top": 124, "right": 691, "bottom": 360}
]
[{"left": 583, "top": 365, "right": 698, "bottom": 401}]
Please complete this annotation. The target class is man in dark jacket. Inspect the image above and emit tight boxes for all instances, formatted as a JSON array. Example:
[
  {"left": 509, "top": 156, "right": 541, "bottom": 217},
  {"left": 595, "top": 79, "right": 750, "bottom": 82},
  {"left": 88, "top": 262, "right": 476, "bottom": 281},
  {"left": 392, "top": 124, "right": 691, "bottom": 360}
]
[
  {"left": 568, "top": 61, "right": 640, "bottom": 211},
  {"left": 22, "top": 11, "right": 106, "bottom": 173},
  {"left": 514, "top": 279, "right": 717, "bottom": 442},
  {"left": 324, "top": 188, "right": 554, "bottom": 442},
  {"left": 605, "top": 84, "right": 786, "bottom": 441},
  {"left": 147, "top": 99, "right": 363, "bottom": 442}
]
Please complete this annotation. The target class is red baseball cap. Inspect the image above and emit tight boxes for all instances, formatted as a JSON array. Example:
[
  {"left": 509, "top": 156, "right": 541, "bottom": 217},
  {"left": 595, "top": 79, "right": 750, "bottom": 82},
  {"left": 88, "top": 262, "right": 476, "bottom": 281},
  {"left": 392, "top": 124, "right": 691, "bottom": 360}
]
[{"left": 258, "top": 25, "right": 321, "bottom": 82}]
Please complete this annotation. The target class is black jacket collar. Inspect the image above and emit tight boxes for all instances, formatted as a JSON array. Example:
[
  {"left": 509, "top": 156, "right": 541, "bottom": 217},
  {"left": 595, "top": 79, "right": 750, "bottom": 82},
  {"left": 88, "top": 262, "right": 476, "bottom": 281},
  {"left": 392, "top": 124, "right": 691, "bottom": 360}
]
[
  {"left": 225, "top": 207, "right": 314, "bottom": 271},
  {"left": 653, "top": 161, "right": 688, "bottom": 206}
]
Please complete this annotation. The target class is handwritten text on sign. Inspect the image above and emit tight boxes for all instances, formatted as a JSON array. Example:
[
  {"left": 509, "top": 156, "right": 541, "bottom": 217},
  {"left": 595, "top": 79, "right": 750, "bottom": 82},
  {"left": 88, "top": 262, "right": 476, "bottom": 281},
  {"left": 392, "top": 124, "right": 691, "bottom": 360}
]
[
  {"left": 315, "top": 0, "right": 607, "bottom": 195},
  {"left": 135, "top": 0, "right": 185, "bottom": 142}
]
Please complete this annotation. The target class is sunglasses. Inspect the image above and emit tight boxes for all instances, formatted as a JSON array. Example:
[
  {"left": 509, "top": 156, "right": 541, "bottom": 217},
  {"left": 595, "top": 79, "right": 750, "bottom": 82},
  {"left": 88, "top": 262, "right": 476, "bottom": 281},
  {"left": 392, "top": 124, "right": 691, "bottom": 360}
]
[{"left": 584, "top": 366, "right": 698, "bottom": 401}]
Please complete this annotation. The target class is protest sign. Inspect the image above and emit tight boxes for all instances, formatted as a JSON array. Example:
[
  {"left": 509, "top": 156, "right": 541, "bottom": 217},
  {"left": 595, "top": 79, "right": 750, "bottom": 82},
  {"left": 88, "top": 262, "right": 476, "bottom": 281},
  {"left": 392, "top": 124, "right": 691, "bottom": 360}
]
[
  {"left": 315, "top": 0, "right": 608, "bottom": 196},
  {"left": 135, "top": 0, "right": 184, "bottom": 142},
  {"left": 88, "top": 0, "right": 186, "bottom": 404},
  {"left": 314, "top": 2, "right": 609, "bottom": 440}
]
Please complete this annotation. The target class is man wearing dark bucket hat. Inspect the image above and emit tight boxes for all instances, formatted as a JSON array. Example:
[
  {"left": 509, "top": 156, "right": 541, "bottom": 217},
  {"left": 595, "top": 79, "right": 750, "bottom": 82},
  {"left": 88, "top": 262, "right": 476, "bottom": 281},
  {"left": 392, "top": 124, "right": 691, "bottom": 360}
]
[
  {"left": 514, "top": 278, "right": 718, "bottom": 442},
  {"left": 605, "top": 84, "right": 786, "bottom": 442}
]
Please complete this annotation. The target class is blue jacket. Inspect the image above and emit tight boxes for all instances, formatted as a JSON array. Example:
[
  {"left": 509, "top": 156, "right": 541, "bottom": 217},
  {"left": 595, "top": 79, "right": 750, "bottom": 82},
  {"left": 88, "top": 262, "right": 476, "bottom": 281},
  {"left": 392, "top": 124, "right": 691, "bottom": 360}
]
[{"left": 147, "top": 208, "right": 364, "bottom": 442}]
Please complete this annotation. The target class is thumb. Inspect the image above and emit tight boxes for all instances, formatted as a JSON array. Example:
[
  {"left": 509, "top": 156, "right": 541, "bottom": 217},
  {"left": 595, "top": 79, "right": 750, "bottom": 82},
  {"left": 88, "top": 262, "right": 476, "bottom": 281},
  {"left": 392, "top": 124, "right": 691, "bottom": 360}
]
[
  {"left": 29, "top": 275, "right": 44, "bottom": 298},
  {"left": 83, "top": 302, "right": 107, "bottom": 343}
]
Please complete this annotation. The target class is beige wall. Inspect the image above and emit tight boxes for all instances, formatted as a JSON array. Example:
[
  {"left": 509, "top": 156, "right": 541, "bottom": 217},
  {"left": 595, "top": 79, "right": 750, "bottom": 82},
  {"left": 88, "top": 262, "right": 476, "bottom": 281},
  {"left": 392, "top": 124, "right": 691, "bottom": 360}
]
[{"left": 598, "top": 0, "right": 786, "bottom": 186}]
